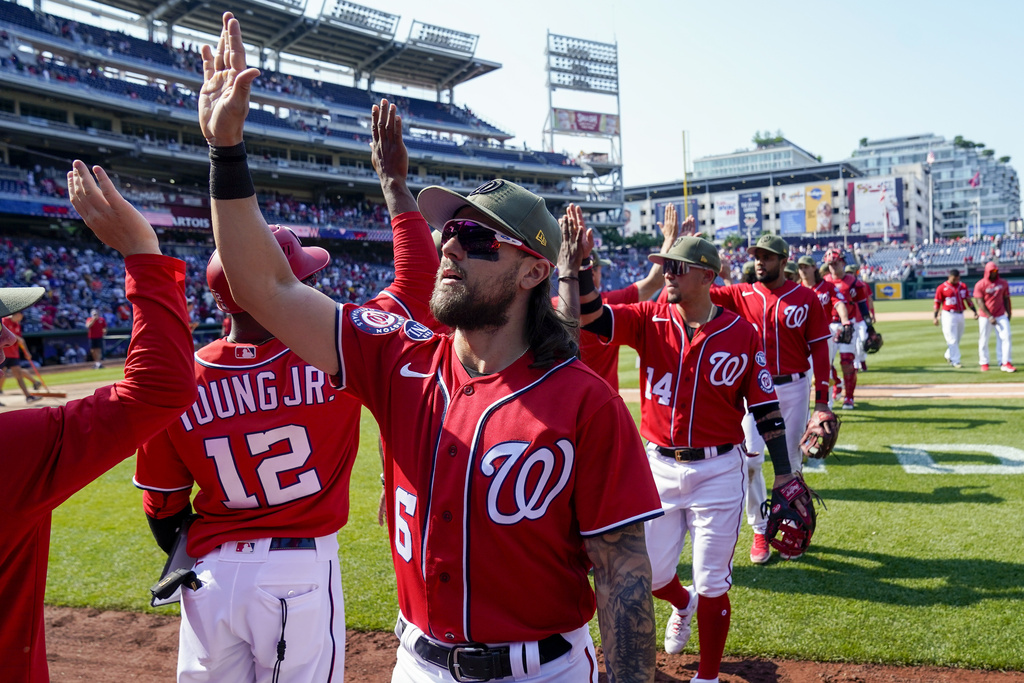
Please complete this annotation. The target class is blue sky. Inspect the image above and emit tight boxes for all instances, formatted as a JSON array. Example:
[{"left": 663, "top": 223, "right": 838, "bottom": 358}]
[{"left": 369, "top": 0, "right": 1023, "bottom": 187}]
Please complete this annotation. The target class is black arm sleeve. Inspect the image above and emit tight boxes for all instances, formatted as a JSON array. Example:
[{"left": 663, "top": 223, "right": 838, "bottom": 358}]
[
  {"left": 857, "top": 300, "right": 870, "bottom": 319},
  {"left": 750, "top": 401, "right": 792, "bottom": 476},
  {"left": 581, "top": 306, "right": 612, "bottom": 338},
  {"left": 146, "top": 503, "right": 193, "bottom": 555}
]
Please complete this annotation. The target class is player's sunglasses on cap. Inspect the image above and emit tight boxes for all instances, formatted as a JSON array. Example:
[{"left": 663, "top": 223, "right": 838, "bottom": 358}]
[
  {"left": 663, "top": 259, "right": 712, "bottom": 277},
  {"left": 441, "top": 219, "right": 546, "bottom": 262}
]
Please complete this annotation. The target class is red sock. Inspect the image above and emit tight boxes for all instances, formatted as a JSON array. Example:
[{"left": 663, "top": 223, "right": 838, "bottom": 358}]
[
  {"left": 696, "top": 592, "right": 731, "bottom": 680},
  {"left": 843, "top": 369, "right": 856, "bottom": 400},
  {"left": 652, "top": 577, "right": 690, "bottom": 611}
]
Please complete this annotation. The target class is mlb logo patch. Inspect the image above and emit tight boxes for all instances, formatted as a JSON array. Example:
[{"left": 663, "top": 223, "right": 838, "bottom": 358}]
[
  {"left": 235, "top": 345, "right": 257, "bottom": 359},
  {"left": 234, "top": 541, "right": 255, "bottom": 554}
]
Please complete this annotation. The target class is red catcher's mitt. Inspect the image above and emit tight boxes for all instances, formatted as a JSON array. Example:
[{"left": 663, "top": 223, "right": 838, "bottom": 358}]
[
  {"left": 763, "top": 474, "right": 818, "bottom": 560},
  {"left": 800, "top": 409, "right": 840, "bottom": 460}
]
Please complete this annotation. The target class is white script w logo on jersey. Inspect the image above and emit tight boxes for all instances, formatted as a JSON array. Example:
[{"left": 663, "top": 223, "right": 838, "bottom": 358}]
[
  {"left": 783, "top": 304, "right": 809, "bottom": 329},
  {"left": 480, "top": 439, "right": 574, "bottom": 525},
  {"left": 708, "top": 351, "right": 749, "bottom": 387}
]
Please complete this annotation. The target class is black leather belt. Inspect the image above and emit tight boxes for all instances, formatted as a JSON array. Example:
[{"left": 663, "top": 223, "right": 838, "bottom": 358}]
[
  {"left": 269, "top": 537, "right": 316, "bottom": 550},
  {"left": 656, "top": 443, "right": 733, "bottom": 462},
  {"left": 398, "top": 618, "right": 570, "bottom": 682},
  {"left": 772, "top": 372, "right": 806, "bottom": 385}
]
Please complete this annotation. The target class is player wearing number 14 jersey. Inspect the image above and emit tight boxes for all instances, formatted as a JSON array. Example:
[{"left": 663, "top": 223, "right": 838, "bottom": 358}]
[{"left": 133, "top": 221, "right": 438, "bottom": 683}]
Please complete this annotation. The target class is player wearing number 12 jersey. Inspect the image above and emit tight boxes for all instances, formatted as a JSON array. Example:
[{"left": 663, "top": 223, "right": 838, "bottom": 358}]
[{"left": 134, "top": 220, "right": 438, "bottom": 682}]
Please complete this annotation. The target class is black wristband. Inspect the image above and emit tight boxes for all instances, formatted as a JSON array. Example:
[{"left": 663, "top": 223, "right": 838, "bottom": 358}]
[
  {"left": 209, "top": 142, "right": 256, "bottom": 200},
  {"left": 580, "top": 297, "right": 604, "bottom": 315},
  {"left": 815, "top": 389, "right": 828, "bottom": 404},
  {"left": 578, "top": 267, "right": 596, "bottom": 297}
]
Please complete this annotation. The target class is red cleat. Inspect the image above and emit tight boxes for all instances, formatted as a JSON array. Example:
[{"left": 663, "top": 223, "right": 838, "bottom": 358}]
[
  {"left": 980, "top": 364, "right": 990, "bottom": 372},
  {"left": 1001, "top": 363, "right": 1017, "bottom": 373}
]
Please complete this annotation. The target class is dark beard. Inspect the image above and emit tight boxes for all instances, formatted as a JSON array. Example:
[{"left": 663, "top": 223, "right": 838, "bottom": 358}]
[
  {"left": 430, "top": 265, "right": 519, "bottom": 331},
  {"left": 756, "top": 265, "right": 781, "bottom": 283}
]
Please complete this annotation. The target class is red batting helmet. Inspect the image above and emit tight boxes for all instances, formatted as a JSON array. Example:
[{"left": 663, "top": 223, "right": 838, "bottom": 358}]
[
  {"left": 207, "top": 225, "right": 330, "bottom": 314},
  {"left": 823, "top": 248, "right": 846, "bottom": 265}
]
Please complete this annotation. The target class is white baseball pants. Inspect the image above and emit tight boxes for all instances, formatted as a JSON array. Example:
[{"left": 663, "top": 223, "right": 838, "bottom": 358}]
[
  {"left": 940, "top": 310, "right": 965, "bottom": 365},
  {"left": 854, "top": 320, "right": 869, "bottom": 368},
  {"left": 178, "top": 534, "right": 345, "bottom": 683},
  {"left": 978, "top": 314, "right": 1012, "bottom": 366},
  {"left": 741, "top": 374, "right": 811, "bottom": 533},
  {"left": 643, "top": 444, "right": 743, "bottom": 599},
  {"left": 392, "top": 618, "right": 597, "bottom": 682}
]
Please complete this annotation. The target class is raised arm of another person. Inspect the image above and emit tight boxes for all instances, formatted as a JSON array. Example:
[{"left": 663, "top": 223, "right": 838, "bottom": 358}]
[
  {"left": 584, "top": 523, "right": 656, "bottom": 683},
  {"left": 633, "top": 206, "right": 684, "bottom": 300},
  {"left": 5, "top": 159, "right": 196, "bottom": 520},
  {"left": 201, "top": 12, "right": 339, "bottom": 374},
  {"left": 555, "top": 205, "right": 587, "bottom": 323}
]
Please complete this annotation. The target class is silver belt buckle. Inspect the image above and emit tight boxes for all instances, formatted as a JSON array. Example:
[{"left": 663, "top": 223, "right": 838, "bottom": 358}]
[{"left": 447, "top": 644, "right": 490, "bottom": 682}]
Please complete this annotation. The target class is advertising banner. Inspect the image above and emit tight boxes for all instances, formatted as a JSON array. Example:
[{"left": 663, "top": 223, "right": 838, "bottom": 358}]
[
  {"left": 552, "top": 108, "right": 620, "bottom": 136},
  {"left": 804, "top": 184, "right": 833, "bottom": 233},
  {"left": 622, "top": 201, "right": 644, "bottom": 235},
  {"left": 738, "top": 191, "right": 763, "bottom": 240},
  {"left": 874, "top": 282, "right": 903, "bottom": 300},
  {"left": 980, "top": 222, "right": 1006, "bottom": 236},
  {"left": 713, "top": 193, "right": 739, "bottom": 238},
  {"left": 848, "top": 177, "right": 903, "bottom": 234},
  {"left": 778, "top": 187, "right": 806, "bottom": 235}
]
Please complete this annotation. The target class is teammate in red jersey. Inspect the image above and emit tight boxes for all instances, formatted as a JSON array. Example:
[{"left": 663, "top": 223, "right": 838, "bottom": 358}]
[
  {"left": 0, "top": 161, "right": 197, "bottom": 683},
  {"left": 797, "top": 255, "right": 850, "bottom": 408},
  {"left": 86, "top": 307, "right": 107, "bottom": 368},
  {"left": 845, "top": 263, "right": 875, "bottom": 371},
  {"left": 0, "top": 309, "right": 41, "bottom": 403},
  {"left": 577, "top": 233, "right": 798, "bottom": 683},
  {"left": 136, "top": 94, "right": 439, "bottom": 682},
  {"left": 201, "top": 14, "right": 663, "bottom": 681},
  {"left": 554, "top": 203, "right": 680, "bottom": 389},
  {"left": 711, "top": 235, "right": 831, "bottom": 565},
  {"left": 823, "top": 249, "right": 870, "bottom": 409},
  {"left": 974, "top": 261, "right": 1015, "bottom": 372},
  {"left": 933, "top": 268, "right": 978, "bottom": 368}
]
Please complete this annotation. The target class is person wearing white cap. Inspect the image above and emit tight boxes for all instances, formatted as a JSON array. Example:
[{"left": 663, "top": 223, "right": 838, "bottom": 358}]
[{"left": 0, "top": 160, "right": 196, "bottom": 683}]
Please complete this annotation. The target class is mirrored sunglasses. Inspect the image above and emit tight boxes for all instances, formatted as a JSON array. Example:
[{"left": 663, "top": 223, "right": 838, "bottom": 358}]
[
  {"left": 441, "top": 219, "right": 544, "bottom": 261},
  {"left": 664, "top": 259, "right": 709, "bottom": 277}
]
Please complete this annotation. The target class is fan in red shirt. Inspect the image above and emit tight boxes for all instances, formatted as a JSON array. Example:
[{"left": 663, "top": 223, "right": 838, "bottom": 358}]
[{"left": 85, "top": 307, "right": 107, "bottom": 369}]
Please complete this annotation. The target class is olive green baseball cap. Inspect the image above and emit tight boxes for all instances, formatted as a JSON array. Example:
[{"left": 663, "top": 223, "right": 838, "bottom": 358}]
[
  {"left": 845, "top": 264, "right": 858, "bottom": 274},
  {"left": 595, "top": 256, "right": 613, "bottom": 268},
  {"left": 649, "top": 235, "right": 721, "bottom": 273},
  {"left": 417, "top": 179, "right": 560, "bottom": 264},
  {"left": 0, "top": 287, "right": 44, "bottom": 317},
  {"left": 797, "top": 255, "right": 817, "bottom": 267},
  {"left": 748, "top": 234, "right": 789, "bottom": 258},
  {"left": 742, "top": 260, "right": 755, "bottom": 274},
  {"left": 785, "top": 261, "right": 799, "bottom": 275}
]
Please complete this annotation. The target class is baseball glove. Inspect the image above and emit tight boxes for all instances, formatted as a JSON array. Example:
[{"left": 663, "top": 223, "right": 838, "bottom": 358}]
[
  {"left": 835, "top": 323, "right": 854, "bottom": 344},
  {"left": 864, "top": 324, "right": 883, "bottom": 353},
  {"left": 763, "top": 474, "right": 818, "bottom": 560},
  {"left": 800, "top": 409, "right": 840, "bottom": 460}
]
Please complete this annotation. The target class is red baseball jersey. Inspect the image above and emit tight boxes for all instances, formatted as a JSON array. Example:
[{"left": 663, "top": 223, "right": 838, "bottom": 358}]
[
  {"left": 824, "top": 273, "right": 864, "bottom": 322},
  {"left": 333, "top": 305, "right": 662, "bottom": 644},
  {"left": 1, "top": 255, "right": 196, "bottom": 683},
  {"left": 554, "top": 283, "right": 638, "bottom": 390},
  {"left": 135, "top": 210, "right": 442, "bottom": 556},
  {"left": 605, "top": 301, "right": 778, "bottom": 448},
  {"left": 86, "top": 316, "right": 107, "bottom": 340},
  {"left": 974, "top": 271, "right": 1010, "bottom": 318},
  {"left": 2, "top": 316, "right": 23, "bottom": 359},
  {"left": 811, "top": 279, "right": 846, "bottom": 320},
  {"left": 934, "top": 281, "right": 971, "bottom": 313},
  {"left": 710, "top": 281, "right": 831, "bottom": 376},
  {"left": 854, "top": 278, "right": 874, "bottom": 318}
]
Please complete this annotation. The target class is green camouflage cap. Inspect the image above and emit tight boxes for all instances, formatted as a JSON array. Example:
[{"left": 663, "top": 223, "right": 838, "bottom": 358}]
[
  {"left": 797, "top": 255, "right": 817, "bottom": 267},
  {"left": 747, "top": 234, "right": 789, "bottom": 258},
  {"left": 649, "top": 236, "right": 721, "bottom": 273},
  {"left": 417, "top": 179, "right": 560, "bottom": 264},
  {"left": 0, "top": 287, "right": 44, "bottom": 317}
]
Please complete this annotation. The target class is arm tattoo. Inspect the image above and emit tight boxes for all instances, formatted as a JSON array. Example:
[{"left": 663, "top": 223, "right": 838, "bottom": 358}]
[{"left": 584, "top": 521, "right": 656, "bottom": 683}]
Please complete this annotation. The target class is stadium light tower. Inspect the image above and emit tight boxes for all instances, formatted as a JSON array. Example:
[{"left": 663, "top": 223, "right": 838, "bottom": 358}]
[{"left": 544, "top": 32, "right": 623, "bottom": 231}]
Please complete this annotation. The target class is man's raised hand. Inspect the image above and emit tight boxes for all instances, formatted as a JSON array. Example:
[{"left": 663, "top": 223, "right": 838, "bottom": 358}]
[
  {"left": 68, "top": 161, "right": 160, "bottom": 257},
  {"left": 199, "top": 12, "right": 261, "bottom": 147}
]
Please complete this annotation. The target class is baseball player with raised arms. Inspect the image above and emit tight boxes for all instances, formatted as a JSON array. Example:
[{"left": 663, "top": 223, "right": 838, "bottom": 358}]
[
  {"left": 974, "top": 261, "right": 1015, "bottom": 372},
  {"left": 823, "top": 249, "right": 870, "bottom": 409},
  {"left": 933, "top": 268, "right": 978, "bottom": 368},
  {"left": 136, "top": 96, "right": 439, "bottom": 682},
  {"left": 576, "top": 233, "right": 799, "bottom": 683},
  {"left": 555, "top": 203, "right": 680, "bottom": 390},
  {"left": 711, "top": 235, "right": 832, "bottom": 565},
  {"left": 201, "top": 14, "right": 663, "bottom": 682},
  {"left": 1, "top": 160, "right": 197, "bottom": 683}
]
